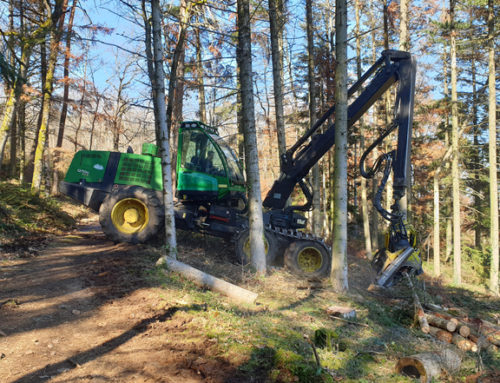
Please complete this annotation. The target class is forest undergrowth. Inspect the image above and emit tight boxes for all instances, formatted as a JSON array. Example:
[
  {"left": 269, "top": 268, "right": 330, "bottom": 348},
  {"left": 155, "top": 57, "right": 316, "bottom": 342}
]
[{"left": 1, "top": 181, "right": 499, "bottom": 382}]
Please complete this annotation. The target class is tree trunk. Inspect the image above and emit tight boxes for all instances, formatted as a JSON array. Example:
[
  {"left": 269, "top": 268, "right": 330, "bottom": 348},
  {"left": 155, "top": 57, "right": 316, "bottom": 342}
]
[
  {"left": 141, "top": 0, "right": 161, "bottom": 144},
  {"left": 355, "top": 0, "right": 372, "bottom": 260},
  {"left": 268, "top": 0, "right": 286, "bottom": 160},
  {"left": 395, "top": 349, "right": 461, "bottom": 383},
  {"left": 18, "top": 96, "right": 26, "bottom": 183},
  {"left": 470, "top": 46, "right": 481, "bottom": 250},
  {"left": 56, "top": 0, "right": 77, "bottom": 148},
  {"left": 398, "top": 0, "right": 410, "bottom": 219},
  {"left": 433, "top": 173, "right": 440, "bottom": 276},
  {"left": 32, "top": 0, "right": 67, "bottom": 191},
  {"left": 151, "top": 0, "right": 177, "bottom": 258},
  {"left": 165, "top": 0, "right": 189, "bottom": 174},
  {"left": 162, "top": 257, "right": 258, "bottom": 304},
  {"left": 449, "top": 0, "right": 461, "bottom": 285},
  {"left": 8, "top": 107, "right": 17, "bottom": 177},
  {"left": 330, "top": 0, "right": 348, "bottom": 292},
  {"left": 195, "top": 21, "right": 206, "bottom": 122},
  {"left": 237, "top": 0, "right": 266, "bottom": 275},
  {"left": 487, "top": 0, "right": 498, "bottom": 295},
  {"left": 305, "top": 0, "right": 321, "bottom": 235},
  {"left": 0, "top": 87, "right": 17, "bottom": 172},
  {"left": 0, "top": 44, "right": 30, "bottom": 174},
  {"left": 74, "top": 57, "right": 87, "bottom": 151}
]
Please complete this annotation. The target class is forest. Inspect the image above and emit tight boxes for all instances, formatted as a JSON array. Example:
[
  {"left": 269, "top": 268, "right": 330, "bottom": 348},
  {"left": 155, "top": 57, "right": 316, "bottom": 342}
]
[
  {"left": 0, "top": 1, "right": 498, "bottom": 289},
  {"left": 0, "top": 1, "right": 499, "bottom": 382}
]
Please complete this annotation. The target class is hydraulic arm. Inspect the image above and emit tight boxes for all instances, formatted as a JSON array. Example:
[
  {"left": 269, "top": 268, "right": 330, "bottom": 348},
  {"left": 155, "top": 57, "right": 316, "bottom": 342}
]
[
  {"left": 262, "top": 49, "right": 421, "bottom": 286},
  {"left": 263, "top": 49, "right": 416, "bottom": 212}
]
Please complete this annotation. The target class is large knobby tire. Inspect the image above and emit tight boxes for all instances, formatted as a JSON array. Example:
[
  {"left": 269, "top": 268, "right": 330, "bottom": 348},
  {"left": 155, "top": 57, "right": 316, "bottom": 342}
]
[
  {"left": 235, "top": 229, "right": 278, "bottom": 266},
  {"left": 99, "top": 186, "right": 164, "bottom": 244},
  {"left": 284, "top": 240, "right": 331, "bottom": 278}
]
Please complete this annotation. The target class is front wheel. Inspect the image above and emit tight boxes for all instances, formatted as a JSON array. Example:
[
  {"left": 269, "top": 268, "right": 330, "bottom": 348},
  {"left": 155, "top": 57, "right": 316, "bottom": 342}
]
[
  {"left": 284, "top": 240, "right": 331, "bottom": 278},
  {"left": 99, "top": 186, "right": 164, "bottom": 244},
  {"left": 235, "top": 229, "right": 278, "bottom": 266}
]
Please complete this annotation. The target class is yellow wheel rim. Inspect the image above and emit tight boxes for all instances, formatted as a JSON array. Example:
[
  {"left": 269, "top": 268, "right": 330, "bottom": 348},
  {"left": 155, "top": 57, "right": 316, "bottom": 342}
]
[
  {"left": 243, "top": 234, "right": 269, "bottom": 260},
  {"left": 297, "top": 247, "right": 323, "bottom": 273},
  {"left": 111, "top": 198, "right": 149, "bottom": 234}
]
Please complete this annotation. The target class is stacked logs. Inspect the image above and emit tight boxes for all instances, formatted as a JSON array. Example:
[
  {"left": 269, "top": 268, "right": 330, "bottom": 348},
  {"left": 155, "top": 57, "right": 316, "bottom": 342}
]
[{"left": 425, "top": 311, "right": 500, "bottom": 353}]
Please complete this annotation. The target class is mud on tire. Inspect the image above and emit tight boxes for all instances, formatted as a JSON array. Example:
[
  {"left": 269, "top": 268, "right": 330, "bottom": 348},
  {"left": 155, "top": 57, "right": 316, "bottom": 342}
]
[
  {"left": 99, "top": 186, "right": 164, "bottom": 244},
  {"left": 284, "top": 240, "right": 331, "bottom": 278},
  {"left": 234, "top": 228, "right": 279, "bottom": 266}
]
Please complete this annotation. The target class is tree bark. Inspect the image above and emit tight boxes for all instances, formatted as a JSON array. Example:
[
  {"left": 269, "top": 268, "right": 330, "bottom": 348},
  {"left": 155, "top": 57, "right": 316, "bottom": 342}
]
[
  {"left": 330, "top": 0, "right": 348, "bottom": 292},
  {"left": 487, "top": 0, "right": 498, "bottom": 295},
  {"left": 166, "top": 0, "right": 190, "bottom": 173},
  {"left": 395, "top": 349, "right": 461, "bottom": 383},
  {"left": 268, "top": 0, "right": 286, "bottom": 160},
  {"left": 305, "top": 0, "right": 321, "bottom": 235},
  {"left": 433, "top": 173, "right": 440, "bottom": 276},
  {"left": 56, "top": 0, "right": 77, "bottom": 148},
  {"left": 355, "top": 0, "right": 372, "bottom": 260},
  {"left": 449, "top": 0, "right": 461, "bottom": 285},
  {"left": 162, "top": 257, "right": 258, "bottom": 304},
  {"left": 151, "top": 0, "right": 177, "bottom": 258},
  {"left": 237, "top": 0, "right": 266, "bottom": 275},
  {"left": 195, "top": 20, "right": 206, "bottom": 122},
  {"left": 141, "top": 0, "right": 161, "bottom": 144},
  {"left": 32, "top": 0, "right": 67, "bottom": 191}
]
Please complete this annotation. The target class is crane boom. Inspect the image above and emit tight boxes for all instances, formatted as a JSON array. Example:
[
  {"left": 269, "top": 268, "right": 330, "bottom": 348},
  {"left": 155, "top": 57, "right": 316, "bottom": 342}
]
[{"left": 263, "top": 50, "right": 416, "bottom": 214}]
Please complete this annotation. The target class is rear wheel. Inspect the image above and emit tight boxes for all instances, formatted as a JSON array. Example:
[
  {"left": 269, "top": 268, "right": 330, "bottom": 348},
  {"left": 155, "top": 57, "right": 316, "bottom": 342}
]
[
  {"left": 235, "top": 229, "right": 278, "bottom": 266},
  {"left": 99, "top": 186, "right": 164, "bottom": 244},
  {"left": 284, "top": 240, "right": 331, "bottom": 278}
]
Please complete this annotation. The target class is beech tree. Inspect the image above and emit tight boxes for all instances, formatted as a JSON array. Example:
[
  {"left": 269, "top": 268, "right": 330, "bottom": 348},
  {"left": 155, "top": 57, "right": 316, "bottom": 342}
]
[
  {"left": 330, "top": 0, "right": 348, "bottom": 292},
  {"left": 151, "top": 0, "right": 177, "bottom": 258},
  {"left": 237, "top": 0, "right": 266, "bottom": 275}
]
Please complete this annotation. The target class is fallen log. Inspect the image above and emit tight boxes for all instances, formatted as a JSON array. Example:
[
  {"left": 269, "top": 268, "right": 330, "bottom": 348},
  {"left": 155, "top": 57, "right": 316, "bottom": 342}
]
[
  {"left": 465, "top": 319, "right": 500, "bottom": 347},
  {"left": 159, "top": 257, "right": 258, "bottom": 304},
  {"left": 457, "top": 324, "right": 471, "bottom": 338},
  {"left": 403, "top": 272, "right": 430, "bottom": 334},
  {"left": 395, "top": 349, "right": 461, "bottom": 383},
  {"left": 427, "top": 313, "right": 457, "bottom": 332},
  {"left": 452, "top": 333, "right": 477, "bottom": 352},
  {"left": 428, "top": 325, "right": 453, "bottom": 343},
  {"left": 480, "top": 323, "right": 500, "bottom": 347}
]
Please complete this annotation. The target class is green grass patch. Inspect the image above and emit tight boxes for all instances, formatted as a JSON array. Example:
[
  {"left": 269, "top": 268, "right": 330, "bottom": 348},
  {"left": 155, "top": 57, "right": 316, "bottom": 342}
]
[{"left": 0, "top": 181, "right": 76, "bottom": 236}]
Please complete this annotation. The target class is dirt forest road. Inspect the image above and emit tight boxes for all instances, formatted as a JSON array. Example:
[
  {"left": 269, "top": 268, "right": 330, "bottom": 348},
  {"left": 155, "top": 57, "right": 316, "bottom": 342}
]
[{"left": 0, "top": 219, "right": 239, "bottom": 383}]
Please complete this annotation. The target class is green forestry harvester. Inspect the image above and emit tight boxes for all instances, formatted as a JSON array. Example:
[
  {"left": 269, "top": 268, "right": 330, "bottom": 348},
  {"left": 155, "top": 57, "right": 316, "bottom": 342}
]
[{"left": 60, "top": 50, "right": 423, "bottom": 286}]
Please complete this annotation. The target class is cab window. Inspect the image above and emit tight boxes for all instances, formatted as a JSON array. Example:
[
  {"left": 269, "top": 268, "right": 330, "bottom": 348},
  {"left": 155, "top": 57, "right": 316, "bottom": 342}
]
[{"left": 180, "top": 130, "right": 226, "bottom": 177}]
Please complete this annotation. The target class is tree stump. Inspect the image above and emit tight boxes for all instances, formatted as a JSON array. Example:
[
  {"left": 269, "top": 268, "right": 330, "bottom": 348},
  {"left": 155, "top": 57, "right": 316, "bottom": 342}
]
[{"left": 395, "top": 349, "right": 461, "bottom": 383}]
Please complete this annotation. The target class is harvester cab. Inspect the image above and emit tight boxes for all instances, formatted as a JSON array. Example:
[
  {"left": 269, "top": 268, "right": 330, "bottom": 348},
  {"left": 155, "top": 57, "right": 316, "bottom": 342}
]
[{"left": 176, "top": 121, "right": 246, "bottom": 207}]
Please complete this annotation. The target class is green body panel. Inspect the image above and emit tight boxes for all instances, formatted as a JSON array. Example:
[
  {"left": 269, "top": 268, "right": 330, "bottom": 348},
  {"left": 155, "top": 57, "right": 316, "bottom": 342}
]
[
  {"left": 64, "top": 121, "right": 245, "bottom": 202},
  {"left": 177, "top": 172, "right": 218, "bottom": 193},
  {"left": 115, "top": 153, "right": 163, "bottom": 191},
  {"left": 142, "top": 143, "right": 158, "bottom": 156},
  {"left": 64, "top": 151, "right": 110, "bottom": 183}
]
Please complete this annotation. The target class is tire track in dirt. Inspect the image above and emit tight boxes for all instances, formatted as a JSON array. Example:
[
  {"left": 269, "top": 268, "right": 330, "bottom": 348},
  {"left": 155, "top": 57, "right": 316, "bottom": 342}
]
[{"left": 0, "top": 219, "right": 239, "bottom": 383}]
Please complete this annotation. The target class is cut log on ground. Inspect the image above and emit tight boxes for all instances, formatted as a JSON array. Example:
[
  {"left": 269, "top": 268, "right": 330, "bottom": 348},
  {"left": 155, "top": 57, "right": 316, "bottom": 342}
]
[
  {"left": 452, "top": 333, "right": 477, "bottom": 352},
  {"left": 326, "top": 306, "right": 356, "bottom": 319},
  {"left": 403, "top": 272, "right": 430, "bottom": 333},
  {"left": 395, "top": 349, "right": 461, "bottom": 383},
  {"left": 159, "top": 257, "right": 258, "bottom": 304},
  {"left": 428, "top": 325, "right": 453, "bottom": 343},
  {"left": 457, "top": 324, "right": 471, "bottom": 338},
  {"left": 427, "top": 313, "right": 458, "bottom": 332}
]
